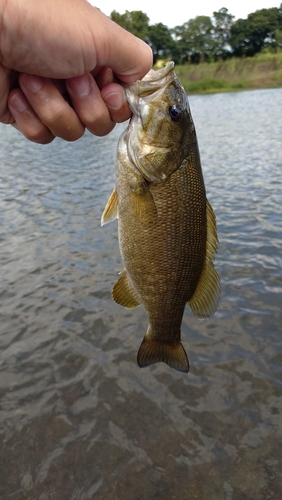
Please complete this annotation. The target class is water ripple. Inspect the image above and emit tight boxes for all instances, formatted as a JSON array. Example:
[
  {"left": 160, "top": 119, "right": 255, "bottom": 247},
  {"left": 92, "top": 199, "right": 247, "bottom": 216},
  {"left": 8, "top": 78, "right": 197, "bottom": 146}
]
[{"left": 0, "top": 90, "right": 282, "bottom": 499}]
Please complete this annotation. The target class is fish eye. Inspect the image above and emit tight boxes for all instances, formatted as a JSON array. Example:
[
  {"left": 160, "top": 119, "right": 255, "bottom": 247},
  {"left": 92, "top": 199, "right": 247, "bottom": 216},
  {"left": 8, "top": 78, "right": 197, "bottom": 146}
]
[{"left": 169, "top": 105, "right": 184, "bottom": 123}]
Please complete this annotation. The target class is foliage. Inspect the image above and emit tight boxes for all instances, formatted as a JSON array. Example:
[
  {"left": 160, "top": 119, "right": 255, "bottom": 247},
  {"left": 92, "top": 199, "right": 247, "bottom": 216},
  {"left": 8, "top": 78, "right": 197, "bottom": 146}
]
[
  {"left": 147, "top": 23, "right": 176, "bottom": 64},
  {"left": 176, "top": 51, "right": 282, "bottom": 94},
  {"left": 110, "top": 10, "right": 149, "bottom": 41},
  {"left": 185, "top": 78, "right": 229, "bottom": 93},
  {"left": 212, "top": 7, "right": 234, "bottom": 60},
  {"left": 230, "top": 6, "right": 282, "bottom": 57},
  {"left": 173, "top": 16, "right": 216, "bottom": 63},
  {"left": 110, "top": 5, "right": 282, "bottom": 64},
  {"left": 275, "top": 28, "right": 282, "bottom": 51}
]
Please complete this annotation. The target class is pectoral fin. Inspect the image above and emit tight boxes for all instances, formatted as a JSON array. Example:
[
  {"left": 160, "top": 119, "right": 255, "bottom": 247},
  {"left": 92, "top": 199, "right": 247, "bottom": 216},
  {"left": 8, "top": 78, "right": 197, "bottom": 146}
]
[
  {"left": 137, "top": 337, "right": 189, "bottom": 373},
  {"left": 130, "top": 186, "right": 158, "bottom": 225},
  {"left": 101, "top": 188, "right": 118, "bottom": 226},
  {"left": 112, "top": 269, "right": 141, "bottom": 308},
  {"left": 188, "top": 199, "right": 220, "bottom": 319}
]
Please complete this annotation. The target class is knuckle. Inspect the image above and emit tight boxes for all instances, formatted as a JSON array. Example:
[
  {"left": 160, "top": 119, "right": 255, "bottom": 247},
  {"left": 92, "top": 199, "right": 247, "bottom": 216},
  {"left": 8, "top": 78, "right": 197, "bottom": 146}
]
[
  {"left": 58, "top": 127, "right": 85, "bottom": 142},
  {"left": 82, "top": 108, "right": 106, "bottom": 128},
  {"left": 42, "top": 101, "right": 67, "bottom": 125},
  {"left": 23, "top": 125, "right": 54, "bottom": 144},
  {"left": 109, "top": 107, "right": 131, "bottom": 124},
  {"left": 74, "top": 97, "right": 109, "bottom": 128},
  {"left": 88, "top": 121, "right": 115, "bottom": 137},
  {"left": 79, "top": 108, "right": 115, "bottom": 136},
  {"left": 0, "top": 110, "right": 14, "bottom": 125},
  {"left": 40, "top": 102, "right": 85, "bottom": 141}
]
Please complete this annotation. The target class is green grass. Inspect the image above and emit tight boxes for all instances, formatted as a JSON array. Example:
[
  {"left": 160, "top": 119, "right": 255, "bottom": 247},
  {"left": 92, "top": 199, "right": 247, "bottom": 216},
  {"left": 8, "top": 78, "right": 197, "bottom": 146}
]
[
  {"left": 172, "top": 51, "right": 282, "bottom": 94},
  {"left": 184, "top": 78, "right": 229, "bottom": 93}
]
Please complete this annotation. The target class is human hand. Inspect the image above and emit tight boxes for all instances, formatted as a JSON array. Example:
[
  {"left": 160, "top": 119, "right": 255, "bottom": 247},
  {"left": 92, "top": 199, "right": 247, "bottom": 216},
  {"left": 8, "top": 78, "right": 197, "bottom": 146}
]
[{"left": 0, "top": 0, "right": 152, "bottom": 143}]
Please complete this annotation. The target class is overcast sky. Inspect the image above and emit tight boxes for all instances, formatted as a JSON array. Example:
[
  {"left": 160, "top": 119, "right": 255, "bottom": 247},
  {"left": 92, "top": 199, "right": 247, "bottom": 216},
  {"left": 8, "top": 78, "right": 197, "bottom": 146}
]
[{"left": 90, "top": 1, "right": 280, "bottom": 28}]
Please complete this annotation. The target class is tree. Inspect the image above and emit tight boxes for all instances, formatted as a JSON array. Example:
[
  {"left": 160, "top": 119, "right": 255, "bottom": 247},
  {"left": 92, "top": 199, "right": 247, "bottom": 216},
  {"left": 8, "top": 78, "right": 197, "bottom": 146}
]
[
  {"left": 147, "top": 23, "right": 176, "bottom": 64},
  {"left": 110, "top": 10, "right": 150, "bottom": 41},
  {"left": 230, "top": 7, "right": 282, "bottom": 57},
  {"left": 275, "top": 28, "right": 282, "bottom": 51},
  {"left": 212, "top": 7, "right": 234, "bottom": 59},
  {"left": 173, "top": 16, "right": 216, "bottom": 63}
]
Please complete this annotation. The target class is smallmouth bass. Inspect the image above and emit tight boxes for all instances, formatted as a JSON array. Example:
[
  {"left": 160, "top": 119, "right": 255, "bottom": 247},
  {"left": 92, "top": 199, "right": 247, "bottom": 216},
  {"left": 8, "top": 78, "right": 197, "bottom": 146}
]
[{"left": 102, "top": 62, "right": 220, "bottom": 373}]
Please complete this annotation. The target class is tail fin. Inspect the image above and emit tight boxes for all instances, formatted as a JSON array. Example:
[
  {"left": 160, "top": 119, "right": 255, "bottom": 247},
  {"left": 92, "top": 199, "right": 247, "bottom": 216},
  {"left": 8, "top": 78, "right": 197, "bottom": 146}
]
[{"left": 137, "top": 338, "right": 189, "bottom": 373}]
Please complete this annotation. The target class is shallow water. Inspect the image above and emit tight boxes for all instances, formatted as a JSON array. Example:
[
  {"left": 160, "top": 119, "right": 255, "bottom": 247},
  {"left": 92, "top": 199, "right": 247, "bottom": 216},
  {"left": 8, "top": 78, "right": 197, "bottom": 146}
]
[{"left": 0, "top": 88, "right": 282, "bottom": 499}]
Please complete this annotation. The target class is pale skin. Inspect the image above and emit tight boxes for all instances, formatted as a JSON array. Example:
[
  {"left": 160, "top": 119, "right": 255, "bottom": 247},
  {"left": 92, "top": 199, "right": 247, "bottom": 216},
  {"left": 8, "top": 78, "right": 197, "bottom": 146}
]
[{"left": 0, "top": 0, "right": 152, "bottom": 143}]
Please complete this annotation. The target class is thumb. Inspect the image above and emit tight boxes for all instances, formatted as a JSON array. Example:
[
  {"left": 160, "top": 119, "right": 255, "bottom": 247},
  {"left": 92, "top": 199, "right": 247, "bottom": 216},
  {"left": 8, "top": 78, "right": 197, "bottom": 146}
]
[{"left": 92, "top": 11, "right": 153, "bottom": 84}]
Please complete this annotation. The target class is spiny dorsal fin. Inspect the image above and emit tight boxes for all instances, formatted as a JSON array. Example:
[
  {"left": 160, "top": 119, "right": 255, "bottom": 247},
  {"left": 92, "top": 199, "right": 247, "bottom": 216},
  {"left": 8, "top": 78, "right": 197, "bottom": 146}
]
[
  {"left": 112, "top": 269, "right": 141, "bottom": 308},
  {"left": 101, "top": 187, "right": 118, "bottom": 226},
  {"left": 137, "top": 337, "right": 189, "bottom": 373},
  {"left": 188, "top": 199, "right": 220, "bottom": 319}
]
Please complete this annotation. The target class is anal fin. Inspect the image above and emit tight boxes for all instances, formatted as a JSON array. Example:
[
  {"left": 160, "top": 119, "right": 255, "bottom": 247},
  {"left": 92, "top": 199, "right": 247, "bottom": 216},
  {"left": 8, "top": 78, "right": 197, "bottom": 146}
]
[{"left": 112, "top": 269, "right": 140, "bottom": 309}]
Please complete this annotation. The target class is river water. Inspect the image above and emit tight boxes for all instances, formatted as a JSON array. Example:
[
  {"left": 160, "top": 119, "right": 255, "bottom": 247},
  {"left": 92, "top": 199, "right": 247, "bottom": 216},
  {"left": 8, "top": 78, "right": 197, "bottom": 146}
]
[{"left": 0, "top": 88, "right": 281, "bottom": 499}]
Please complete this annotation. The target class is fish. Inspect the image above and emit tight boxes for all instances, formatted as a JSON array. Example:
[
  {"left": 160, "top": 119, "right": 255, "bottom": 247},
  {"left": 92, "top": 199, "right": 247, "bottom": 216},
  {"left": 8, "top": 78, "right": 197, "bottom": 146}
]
[{"left": 101, "top": 61, "right": 220, "bottom": 373}]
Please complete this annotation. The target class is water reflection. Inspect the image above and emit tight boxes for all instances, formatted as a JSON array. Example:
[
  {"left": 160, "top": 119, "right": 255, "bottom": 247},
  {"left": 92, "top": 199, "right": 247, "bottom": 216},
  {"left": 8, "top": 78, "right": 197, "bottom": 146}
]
[{"left": 0, "top": 88, "right": 282, "bottom": 499}]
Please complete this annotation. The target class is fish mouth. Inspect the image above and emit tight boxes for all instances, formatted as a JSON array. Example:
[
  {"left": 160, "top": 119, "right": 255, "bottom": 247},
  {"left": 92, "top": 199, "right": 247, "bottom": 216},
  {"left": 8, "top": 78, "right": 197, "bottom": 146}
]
[
  {"left": 139, "top": 61, "right": 175, "bottom": 84},
  {"left": 125, "top": 62, "right": 176, "bottom": 116}
]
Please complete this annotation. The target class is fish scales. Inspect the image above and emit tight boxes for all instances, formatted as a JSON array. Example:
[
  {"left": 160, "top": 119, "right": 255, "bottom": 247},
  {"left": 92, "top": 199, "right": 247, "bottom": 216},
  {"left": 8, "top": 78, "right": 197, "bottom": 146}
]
[{"left": 102, "top": 62, "right": 220, "bottom": 373}]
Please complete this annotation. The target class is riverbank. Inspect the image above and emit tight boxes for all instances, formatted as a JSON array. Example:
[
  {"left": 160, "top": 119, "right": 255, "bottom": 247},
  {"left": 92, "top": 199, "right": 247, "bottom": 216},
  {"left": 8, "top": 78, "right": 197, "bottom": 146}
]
[{"left": 175, "top": 52, "right": 282, "bottom": 94}]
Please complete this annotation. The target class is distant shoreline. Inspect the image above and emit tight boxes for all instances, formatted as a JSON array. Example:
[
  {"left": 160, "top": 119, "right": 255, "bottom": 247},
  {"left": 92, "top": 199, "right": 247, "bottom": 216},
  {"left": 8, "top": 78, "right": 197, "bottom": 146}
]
[{"left": 173, "top": 52, "right": 282, "bottom": 95}]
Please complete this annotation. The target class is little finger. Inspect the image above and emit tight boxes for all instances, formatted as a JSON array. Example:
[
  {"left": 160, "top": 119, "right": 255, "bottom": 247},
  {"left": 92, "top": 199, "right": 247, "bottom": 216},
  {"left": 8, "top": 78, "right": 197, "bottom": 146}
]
[{"left": 8, "top": 89, "right": 55, "bottom": 144}]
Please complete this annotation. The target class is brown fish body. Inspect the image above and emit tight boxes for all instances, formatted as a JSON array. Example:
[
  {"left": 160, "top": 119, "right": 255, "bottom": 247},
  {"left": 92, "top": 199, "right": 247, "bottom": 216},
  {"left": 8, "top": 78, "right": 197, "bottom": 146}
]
[{"left": 102, "top": 62, "right": 220, "bottom": 373}]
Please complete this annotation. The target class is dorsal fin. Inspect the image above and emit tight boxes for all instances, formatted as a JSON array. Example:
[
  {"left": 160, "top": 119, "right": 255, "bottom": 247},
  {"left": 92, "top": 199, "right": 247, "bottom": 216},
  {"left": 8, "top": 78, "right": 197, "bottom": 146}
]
[
  {"left": 188, "top": 199, "right": 220, "bottom": 319},
  {"left": 112, "top": 269, "right": 141, "bottom": 309},
  {"left": 101, "top": 188, "right": 118, "bottom": 226}
]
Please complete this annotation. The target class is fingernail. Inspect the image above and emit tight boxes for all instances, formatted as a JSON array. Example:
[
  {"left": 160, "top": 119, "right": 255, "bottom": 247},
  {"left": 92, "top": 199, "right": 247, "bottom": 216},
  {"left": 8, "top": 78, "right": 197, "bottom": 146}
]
[
  {"left": 21, "top": 74, "right": 44, "bottom": 93},
  {"left": 67, "top": 74, "right": 91, "bottom": 97},
  {"left": 9, "top": 92, "right": 28, "bottom": 113},
  {"left": 103, "top": 91, "right": 123, "bottom": 110}
]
